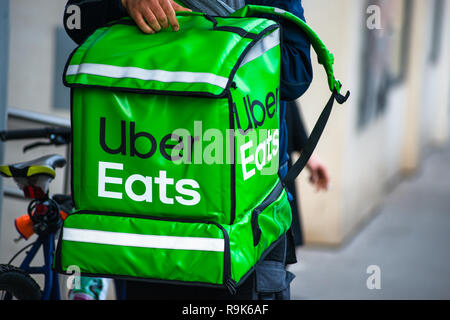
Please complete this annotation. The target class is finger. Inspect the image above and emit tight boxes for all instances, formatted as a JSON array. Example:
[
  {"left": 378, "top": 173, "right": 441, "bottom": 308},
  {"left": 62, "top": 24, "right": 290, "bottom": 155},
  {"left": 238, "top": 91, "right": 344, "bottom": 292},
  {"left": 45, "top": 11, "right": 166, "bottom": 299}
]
[
  {"left": 310, "top": 171, "right": 318, "bottom": 187},
  {"left": 321, "top": 168, "right": 330, "bottom": 183},
  {"left": 171, "top": 0, "right": 192, "bottom": 12},
  {"left": 131, "top": 12, "right": 154, "bottom": 34},
  {"left": 151, "top": 2, "right": 169, "bottom": 29},
  {"left": 161, "top": 0, "right": 179, "bottom": 31},
  {"left": 315, "top": 173, "right": 325, "bottom": 192},
  {"left": 142, "top": 6, "right": 163, "bottom": 31},
  {"left": 319, "top": 169, "right": 330, "bottom": 188},
  {"left": 316, "top": 176, "right": 327, "bottom": 191},
  {"left": 318, "top": 179, "right": 328, "bottom": 191}
]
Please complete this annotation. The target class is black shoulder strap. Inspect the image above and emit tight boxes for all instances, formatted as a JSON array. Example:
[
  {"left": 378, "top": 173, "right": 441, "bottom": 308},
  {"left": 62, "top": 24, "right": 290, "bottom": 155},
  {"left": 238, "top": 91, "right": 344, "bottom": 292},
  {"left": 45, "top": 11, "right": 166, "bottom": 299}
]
[{"left": 282, "top": 89, "right": 350, "bottom": 185}]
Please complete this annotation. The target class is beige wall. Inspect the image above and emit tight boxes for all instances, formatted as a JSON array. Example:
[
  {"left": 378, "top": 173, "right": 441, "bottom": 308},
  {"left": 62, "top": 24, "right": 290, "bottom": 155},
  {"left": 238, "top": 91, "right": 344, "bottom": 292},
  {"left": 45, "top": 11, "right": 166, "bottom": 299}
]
[
  {"left": 1, "top": 0, "right": 71, "bottom": 262},
  {"left": 297, "top": 0, "right": 450, "bottom": 245},
  {"left": 1, "top": 0, "right": 72, "bottom": 294},
  {"left": 7, "top": 0, "right": 70, "bottom": 118}
]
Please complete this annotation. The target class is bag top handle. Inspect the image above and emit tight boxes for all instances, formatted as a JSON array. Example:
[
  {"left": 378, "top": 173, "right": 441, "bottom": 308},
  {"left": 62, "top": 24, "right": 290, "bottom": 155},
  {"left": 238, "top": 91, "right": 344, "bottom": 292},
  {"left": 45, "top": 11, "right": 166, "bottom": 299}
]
[{"left": 231, "top": 5, "right": 345, "bottom": 95}]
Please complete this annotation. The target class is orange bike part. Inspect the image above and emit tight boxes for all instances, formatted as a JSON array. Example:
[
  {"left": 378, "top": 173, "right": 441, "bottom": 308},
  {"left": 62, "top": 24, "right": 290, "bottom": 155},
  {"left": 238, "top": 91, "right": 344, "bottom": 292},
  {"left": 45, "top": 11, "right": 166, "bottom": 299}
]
[{"left": 14, "top": 211, "right": 69, "bottom": 240}]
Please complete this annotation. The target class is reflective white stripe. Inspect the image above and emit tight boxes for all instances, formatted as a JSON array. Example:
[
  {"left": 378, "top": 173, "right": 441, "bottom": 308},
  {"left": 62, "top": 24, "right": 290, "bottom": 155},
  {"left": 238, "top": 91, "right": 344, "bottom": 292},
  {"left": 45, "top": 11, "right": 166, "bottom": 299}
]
[
  {"left": 66, "top": 63, "right": 228, "bottom": 88},
  {"left": 63, "top": 227, "right": 225, "bottom": 252},
  {"left": 239, "top": 29, "right": 280, "bottom": 68},
  {"left": 273, "top": 8, "right": 286, "bottom": 14}
]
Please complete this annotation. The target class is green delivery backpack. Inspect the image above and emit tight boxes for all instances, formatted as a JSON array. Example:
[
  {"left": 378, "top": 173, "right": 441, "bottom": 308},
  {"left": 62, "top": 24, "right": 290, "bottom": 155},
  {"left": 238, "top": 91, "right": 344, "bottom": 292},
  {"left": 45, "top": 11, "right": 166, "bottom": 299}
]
[{"left": 54, "top": 5, "right": 349, "bottom": 291}]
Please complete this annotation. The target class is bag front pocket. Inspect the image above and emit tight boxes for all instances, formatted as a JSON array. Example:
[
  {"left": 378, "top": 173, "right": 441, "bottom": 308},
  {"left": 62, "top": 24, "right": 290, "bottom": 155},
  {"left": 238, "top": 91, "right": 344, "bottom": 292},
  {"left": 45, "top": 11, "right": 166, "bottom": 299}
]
[
  {"left": 251, "top": 181, "right": 285, "bottom": 247},
  {"left": 54, "top": 211, "right": 230, "bottom": 287}
]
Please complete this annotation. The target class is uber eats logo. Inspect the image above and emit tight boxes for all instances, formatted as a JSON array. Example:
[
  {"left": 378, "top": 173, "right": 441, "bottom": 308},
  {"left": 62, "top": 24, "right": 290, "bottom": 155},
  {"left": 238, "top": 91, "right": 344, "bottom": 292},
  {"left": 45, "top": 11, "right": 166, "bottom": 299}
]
[
  {"left": 234, "top": 89, "right": 280, "bottom": 180},
  {"left": 234, "top": 88, "right": 279, "bottom": 134},
  {"left": 94, "top": 88, "right": 280, "bottom": 206},
  {"left": 97, "top": 118, "right": 200, "bottom": 206}
]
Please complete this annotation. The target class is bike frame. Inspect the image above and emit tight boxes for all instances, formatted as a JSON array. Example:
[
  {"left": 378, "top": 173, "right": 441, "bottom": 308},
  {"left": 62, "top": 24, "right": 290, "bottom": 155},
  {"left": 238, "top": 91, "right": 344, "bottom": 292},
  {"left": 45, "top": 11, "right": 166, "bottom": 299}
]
[
  {"left": 19, "top": 233, "right": 60, "bottom": 300},
  {"left": 1, "top": 127, "right": 125, "bottom": 300},
  {"left": 13, "top": 218, "right": 126, "bottom": 300}
]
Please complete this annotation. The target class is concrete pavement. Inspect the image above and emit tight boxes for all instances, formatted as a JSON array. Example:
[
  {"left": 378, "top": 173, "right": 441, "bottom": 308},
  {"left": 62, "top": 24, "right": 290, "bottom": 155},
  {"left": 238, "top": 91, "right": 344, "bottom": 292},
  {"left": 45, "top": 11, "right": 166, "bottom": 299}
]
[{"left": 289, "top": 142, "right": 450, "bottom": 300}]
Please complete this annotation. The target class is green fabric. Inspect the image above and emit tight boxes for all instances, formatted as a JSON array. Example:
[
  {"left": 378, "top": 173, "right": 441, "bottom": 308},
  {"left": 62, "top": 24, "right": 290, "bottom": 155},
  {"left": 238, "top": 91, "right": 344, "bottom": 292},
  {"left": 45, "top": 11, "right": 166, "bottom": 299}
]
[
  {"left": 231, "top": 5, "right": 342, "bottom": 93},
  {"left": 231, "top": 46, "right": 281, "bottom": 217},
  {"left": 57, "top": 186, "right": 291, "bottom": 285},
  {"left": 65, "top": 14, "right": 276, "bottom": 96},
  {"left": 60, "top": 212, "right": 225, "bottom": 284},
  {"left": 71, "top": 88, "right": 234, "bottom": 224},
  {"left": 229, "top": 189, "right": 291, "bottom": 282},
  {"left": 56, "top": 6, "right": 345, "bottom": 288}
]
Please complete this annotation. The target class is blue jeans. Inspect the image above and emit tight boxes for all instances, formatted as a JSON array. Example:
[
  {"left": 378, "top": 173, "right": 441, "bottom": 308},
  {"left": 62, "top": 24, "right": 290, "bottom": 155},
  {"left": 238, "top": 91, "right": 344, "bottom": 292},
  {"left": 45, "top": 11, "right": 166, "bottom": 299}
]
[{"left": 254, "top": 234, "right": 296, "bottom": 300}]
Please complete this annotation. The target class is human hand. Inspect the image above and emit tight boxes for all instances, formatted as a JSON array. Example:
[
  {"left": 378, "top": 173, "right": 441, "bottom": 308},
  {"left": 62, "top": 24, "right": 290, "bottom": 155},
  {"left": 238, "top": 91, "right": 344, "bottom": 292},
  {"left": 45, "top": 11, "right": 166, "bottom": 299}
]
[
  {"left": 306, "top": 155, "right": 330, "bottom": 192},
  {"left": 121, "top": 0, "right": 191, "bottom": 34}
]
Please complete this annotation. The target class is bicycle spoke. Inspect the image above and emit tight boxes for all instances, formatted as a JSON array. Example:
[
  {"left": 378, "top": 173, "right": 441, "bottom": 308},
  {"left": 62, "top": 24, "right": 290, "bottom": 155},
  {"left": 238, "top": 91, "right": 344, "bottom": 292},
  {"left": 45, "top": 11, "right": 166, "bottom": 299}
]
[{"left": 0, "top": 289, "right": 14, "bottom": 300}]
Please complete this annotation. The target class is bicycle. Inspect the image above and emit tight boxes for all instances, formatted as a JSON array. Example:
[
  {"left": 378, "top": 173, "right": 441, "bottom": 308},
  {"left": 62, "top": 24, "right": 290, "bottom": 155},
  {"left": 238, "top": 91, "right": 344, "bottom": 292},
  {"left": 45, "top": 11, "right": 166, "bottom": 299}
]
[{"left": 0, "top": 127, "right": 72, "bottom": 300}]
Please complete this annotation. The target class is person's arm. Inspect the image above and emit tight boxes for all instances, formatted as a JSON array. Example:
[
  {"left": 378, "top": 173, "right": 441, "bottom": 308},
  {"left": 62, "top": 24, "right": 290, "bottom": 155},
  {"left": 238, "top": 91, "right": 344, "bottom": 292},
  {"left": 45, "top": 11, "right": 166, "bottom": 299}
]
[
  {"left": 286, "top": 101, "right": 308, "bottom": 153},
  {"left": 63, "top": 0, "right": 191, "bottom": 45},
  {"left": 246, "top": 0, "right": 313, "bottom": 101}
]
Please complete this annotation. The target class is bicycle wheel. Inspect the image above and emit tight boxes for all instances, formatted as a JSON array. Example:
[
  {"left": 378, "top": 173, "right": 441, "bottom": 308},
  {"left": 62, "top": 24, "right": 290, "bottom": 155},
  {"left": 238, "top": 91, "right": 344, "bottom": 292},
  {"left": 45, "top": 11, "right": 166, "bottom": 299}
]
[{"left": 0, "top": 264, "right": 41, "bottom": 300}]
